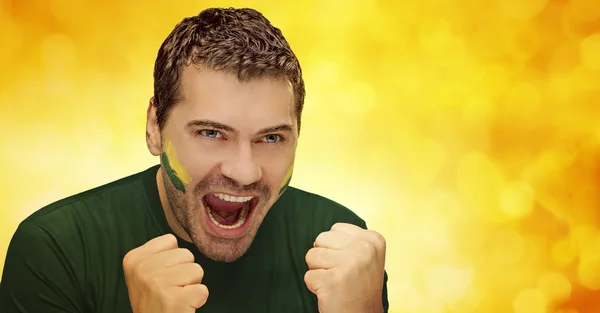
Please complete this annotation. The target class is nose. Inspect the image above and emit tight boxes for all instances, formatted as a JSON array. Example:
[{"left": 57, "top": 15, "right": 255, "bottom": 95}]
[{"left": 220, "top": 143, "right": 262, "bottom": 186}]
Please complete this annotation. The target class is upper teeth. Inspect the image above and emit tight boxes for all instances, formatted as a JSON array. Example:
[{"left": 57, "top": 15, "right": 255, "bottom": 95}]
[{"left": 214, "top": 193, "right": 253, "bottom": 203}]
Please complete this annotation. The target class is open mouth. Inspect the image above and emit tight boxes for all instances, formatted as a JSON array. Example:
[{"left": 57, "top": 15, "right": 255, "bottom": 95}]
[{"left": 202, "top": 193, "right": 258, "bottom": 230}]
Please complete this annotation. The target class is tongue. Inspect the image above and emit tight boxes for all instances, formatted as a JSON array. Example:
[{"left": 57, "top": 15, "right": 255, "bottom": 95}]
[
  {"left": 204, "top": 194, "right": 248, "bottom": 225},
  {"left": 213, "top": 210, "right": 240, "bottom": 225}
]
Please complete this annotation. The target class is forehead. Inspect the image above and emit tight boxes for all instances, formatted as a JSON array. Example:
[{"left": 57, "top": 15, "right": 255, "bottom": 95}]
[{"left": 174, "top": 66, "right": 296, "bottom": 129}]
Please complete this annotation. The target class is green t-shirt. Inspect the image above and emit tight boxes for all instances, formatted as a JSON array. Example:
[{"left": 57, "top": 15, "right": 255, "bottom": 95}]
[{"left": 0, "top": 165, "right": 389, "bottom": 312}]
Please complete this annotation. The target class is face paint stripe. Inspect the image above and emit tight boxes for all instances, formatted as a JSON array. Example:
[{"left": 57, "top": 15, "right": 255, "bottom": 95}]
[
  {"left": 279, "top": 176, "right": 292, "bottom": 195},
  {"left": 164, "top": 140, "right": 192, "bottom": 184},
  {"left": 161, "top": 140, "right": 191, "bottom": 193},
  {"left": 161, "top": 152, "right": 186, "bottom": 193},
  {"left": 278, "top": 165, "right": 294, "bottom": 195}
]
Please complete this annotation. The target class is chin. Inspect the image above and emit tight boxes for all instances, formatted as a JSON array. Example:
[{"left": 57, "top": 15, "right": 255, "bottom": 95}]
[
  {"left": 195, "top": 234, "right": 256, "bottom": 263},
  {"left": 187, "top": 217, "right": 262, "bottom": 263}
]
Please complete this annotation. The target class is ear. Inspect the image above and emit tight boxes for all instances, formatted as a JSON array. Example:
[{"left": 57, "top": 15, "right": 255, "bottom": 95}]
[{"left": 146, "top": 97, "right": 162, "bottom": 156}]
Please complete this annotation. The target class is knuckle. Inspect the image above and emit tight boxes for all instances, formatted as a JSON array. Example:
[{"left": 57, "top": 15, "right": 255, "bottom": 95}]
[
  {"left": 122, "top": 250, "right": 137, "bottom": 269},
  {"left": 134, "top": 260, "right": 149, "bottom": 278},
  {"left": 314, "top": 232, "right": 326, "bottom": 245},
  {"left": 304, "top": 271, "right": 318, "bottom": 291},
  {"left": 303, "top": 270, "right": 311, "bottom": 279},
  {"left": 360, "top": 252, "right": 373, "bottom": 265},
  {"left": 162, "top": 233, "right": 177, "bottom": 245},
  {"left": 305, "top": 248, "right": 320, "bottom": 266},
  {"left": 359, "top": 240, "right": 374, "bottom": 255},
  {"left": 192, "top": 262, "right": 204, "bottom": 277},
  {"left": 130, "top": 265, "right": 143, "bottom": 281},
  {"left": 148, "top": 275, "right": 163, "bottom": 289},
  {"left": 198, "top": 284, "right": 209, "bottom": 299},
  {"left": 195, "top": 286, "right": 210, "bottom": 307},
  {"left": 315, "top": 231, "right": 335, "bottom": 247},
  {"left": 183, "top": 284, "right": 208, "bottom": 308},
  {"left": 331, "top": 222, "right": 344, "bottom": 230},
  {"left": 347, "top": 255, "right": 362, "bottom": 269},
  {"left": 181, "top": 248, "right": 195, "bottom": 261},
  {"left": 371, "top": 231, "right": 386, "bottom": 249},
  {"left": 347, "top": 246, "right": 371, "bottom": 268},
  {"left": 305, "top": 248, "right": 313, "bottom": 265}
]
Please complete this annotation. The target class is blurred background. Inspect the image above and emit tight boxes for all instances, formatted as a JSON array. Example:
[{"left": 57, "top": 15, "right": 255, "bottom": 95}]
[{"left": 1, "top": 0, "right": 600, "bottom": 312}]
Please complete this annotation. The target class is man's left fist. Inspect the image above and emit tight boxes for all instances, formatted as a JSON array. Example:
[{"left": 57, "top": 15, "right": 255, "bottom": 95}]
[{"left": 304, "top": 222, "right": 386, "bottom": 313}]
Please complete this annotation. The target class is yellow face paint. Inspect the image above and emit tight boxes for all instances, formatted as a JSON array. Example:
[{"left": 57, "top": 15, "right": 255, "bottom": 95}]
[
  {"left": 161, "top": 139, "right": 192, "bottom": 192},
  {"left": 279, "top": 164, "right": 294, "bottom": 196}
]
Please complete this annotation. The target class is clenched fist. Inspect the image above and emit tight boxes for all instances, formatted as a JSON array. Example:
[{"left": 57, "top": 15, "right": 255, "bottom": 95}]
[
  {"left": 304, "top": 223, "right": 386, "bottom": 313},
  {"left": 122, "top": 234, "right": 209, "bottom": 313}
]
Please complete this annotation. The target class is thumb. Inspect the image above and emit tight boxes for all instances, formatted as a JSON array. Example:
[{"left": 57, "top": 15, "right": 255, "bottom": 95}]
[{"left": 304, "top": 269, "right": 331, "bottom": 294}]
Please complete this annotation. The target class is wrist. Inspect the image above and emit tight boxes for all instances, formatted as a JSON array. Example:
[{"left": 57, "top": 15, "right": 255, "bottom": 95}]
[
  {"left": 360, "top": 296, "right": 384, "bottom": 313},
  {"left": 371, "top": 294, "right": 385, "bottom": 313}
]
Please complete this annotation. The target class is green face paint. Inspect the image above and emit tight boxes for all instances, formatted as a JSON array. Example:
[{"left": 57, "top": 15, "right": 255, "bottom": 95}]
[
  {"left": 161, "top": 140, "right": 192, "bottom": 193},
  {"left": 279, "top": 165, "right": 294, "bottom": 196},
  {"left": 161, "top": 152, "right": 186, "bottom": 193}
]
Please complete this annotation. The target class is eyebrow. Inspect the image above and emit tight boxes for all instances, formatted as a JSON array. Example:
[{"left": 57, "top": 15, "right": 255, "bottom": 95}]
[
  {"left": 186, "top": 119, "right": 294, "bottom": 135},
  {"left": 186, "top": 119, "right": 234, "bottom": 132},
  {"left": 256, "top": 124, "right": 294, "bottom": 135}
]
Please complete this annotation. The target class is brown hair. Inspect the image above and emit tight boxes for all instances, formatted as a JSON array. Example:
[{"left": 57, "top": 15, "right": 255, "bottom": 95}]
[{"left": 152, "top": 7, "right": 306, "bottom": 132}]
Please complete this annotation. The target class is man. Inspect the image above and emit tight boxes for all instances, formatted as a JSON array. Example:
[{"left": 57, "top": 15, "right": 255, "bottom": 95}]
[{"left": 0, "top": 7, "right": 389, "bottom": 313}]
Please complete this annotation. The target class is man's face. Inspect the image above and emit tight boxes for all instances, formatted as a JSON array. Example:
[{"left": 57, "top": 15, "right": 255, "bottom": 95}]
[{"left": 150, "top": 66, "right": 297, "bottom": 262}]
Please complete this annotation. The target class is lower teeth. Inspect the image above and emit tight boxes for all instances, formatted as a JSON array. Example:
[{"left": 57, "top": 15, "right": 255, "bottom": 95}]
[{"left": 207, "top": 203, "right": 250, "bottom": 229}]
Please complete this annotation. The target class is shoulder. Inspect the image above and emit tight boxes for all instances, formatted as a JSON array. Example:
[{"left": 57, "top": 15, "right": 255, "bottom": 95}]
[
  {"left": 8, "top": 166, "right": 156, "bottom": 261},
  {"left": 2, "top": 167, "right": 155, "bottom": 287},
  {"left": 22, "top": 167, "right": 152, "bottom": 229},
  {"left": 278, "top": 186, "right": 367, "bottom": 230}
]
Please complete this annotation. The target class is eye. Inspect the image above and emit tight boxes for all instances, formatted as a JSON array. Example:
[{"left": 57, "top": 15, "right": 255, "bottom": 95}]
[
  {"left": 198, "top": 129, "right": 223, "bottom": 139},
  {"left": 262, "top": 134, "right": 282, "bottom": 143}
]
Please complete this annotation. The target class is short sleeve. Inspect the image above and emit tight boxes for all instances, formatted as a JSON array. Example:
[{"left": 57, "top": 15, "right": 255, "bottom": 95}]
[{"left": 0, "top": 222, "right": 84, "bottom": 312}]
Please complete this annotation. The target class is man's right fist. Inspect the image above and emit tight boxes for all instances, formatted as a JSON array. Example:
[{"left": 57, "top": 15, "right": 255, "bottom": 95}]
[{"left": 123, "top": 234, "right": 208, "bottom": 313}]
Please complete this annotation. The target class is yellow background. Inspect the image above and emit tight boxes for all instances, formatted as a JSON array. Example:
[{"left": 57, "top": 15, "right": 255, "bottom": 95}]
[{"left": 2, "top": 0, "right": 600, "bottom": 312}]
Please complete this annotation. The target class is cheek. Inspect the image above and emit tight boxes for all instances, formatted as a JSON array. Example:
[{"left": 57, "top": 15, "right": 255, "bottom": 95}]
[
  {"left": 279, "top": 164, "right": 294, "bottom": 195},
  {"left": 162, "top": 140, "right": 192, "bottom": 192},
  {"left": 171, "top": 141, "right": 221, "bottom": 185},
  {"left": 256, "top": 145, "right": 296, "bottom": 194}
]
